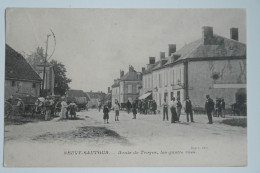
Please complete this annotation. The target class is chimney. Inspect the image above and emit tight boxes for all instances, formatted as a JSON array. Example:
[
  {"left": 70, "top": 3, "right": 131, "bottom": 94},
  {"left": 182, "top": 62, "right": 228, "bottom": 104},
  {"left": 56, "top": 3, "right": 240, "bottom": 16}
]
[
  {"left": 129, "top": 65, "right": 134, "bottom": 72},
  {"left": 160, "top": 52, "right": 165, "bottom": 59},
  {"left": 142, "top": 67, "right": 145, "bottom": 73},
  {"left": 149, "top": 57, "right": 155, "bottom": 64},
  {"left": 168, "top": 44, "right": 176, "bottom": 56},
  {"left": 203, "top": 26, "right": 213, "bottom": 45},
  {"left": 120, "top": 70, "right": 124, "bottom": 77},
  {"left": 230, "top": 28, "right": 239, "bottom": 41}
]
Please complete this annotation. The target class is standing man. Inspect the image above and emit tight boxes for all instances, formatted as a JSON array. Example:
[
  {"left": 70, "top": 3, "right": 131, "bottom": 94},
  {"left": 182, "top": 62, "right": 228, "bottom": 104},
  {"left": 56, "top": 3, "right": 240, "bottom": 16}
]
[
  {"left": 152, "top": 100, "right": 157, "bottom": 115},
  {"left": 184, "top": 96, "right": 194, "bottom": 123},
  {"left": 126, "top": 99, "right": 132, "bottom": 114},
  {"left": 169, "top": 97, "right": 178, "bottom": 123},
  {"left": 221, "top": 98, "right": 226, "bottom": 118},
  {"left": 205, "top": 95, "right": 214, "bottom": 124},
  {"left": 176, "top": 98, "right": 182, "bottom": 122},
  {"left": 162, "top": 99, "right": 168, "bottom": 121}
]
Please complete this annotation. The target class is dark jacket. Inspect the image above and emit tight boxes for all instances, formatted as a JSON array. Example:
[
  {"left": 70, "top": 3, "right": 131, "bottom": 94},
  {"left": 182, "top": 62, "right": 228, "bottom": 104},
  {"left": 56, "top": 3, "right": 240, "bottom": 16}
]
[
  {"left": 185, "top": 100, "right": 192, "bottom": 112},
  {"left": 205, "top": 98, "right": 214, "bottom": 112}
]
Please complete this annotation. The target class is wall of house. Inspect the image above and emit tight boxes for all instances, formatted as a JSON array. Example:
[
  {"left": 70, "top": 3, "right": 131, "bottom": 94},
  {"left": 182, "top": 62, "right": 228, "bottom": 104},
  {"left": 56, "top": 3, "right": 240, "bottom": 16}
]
[
  {"left": 142, "top": 73, "right": 153, "bottom": 94},
  {"left": 188, "top": 59, "right": 246, "bottom": 108},
  {"left": 120, "top": 80, "right": 142, "bottom": 103},
  {"left": 152, "top": 63, "right": 185, "bottom": 107},
  {"left": 111, "top": 86, "right": 120, "bottom": 104},
  {"left": 36, "top": 66, "right": 55, "bottom": 95},
  {"left": 5, "top": 79, "right": 41, "bottom": 98}
]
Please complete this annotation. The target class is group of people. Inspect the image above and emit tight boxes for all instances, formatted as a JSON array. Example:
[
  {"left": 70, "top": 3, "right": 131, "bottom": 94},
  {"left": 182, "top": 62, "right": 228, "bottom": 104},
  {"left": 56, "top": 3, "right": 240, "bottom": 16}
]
[
  {"left": 162, "top": 97, "right": 191, "bottom": 123},
  {"left": 215, "top": 97, "right": 226, "bottom": 118},
  {"left": 59, "top": 98, "right": 78, "bottom": 120},
  {"left": 126, "top": 99, "right": 157, "bottom": 115},
  {"left": 103, "top": 94, "right": 225, "bottom": 125}
]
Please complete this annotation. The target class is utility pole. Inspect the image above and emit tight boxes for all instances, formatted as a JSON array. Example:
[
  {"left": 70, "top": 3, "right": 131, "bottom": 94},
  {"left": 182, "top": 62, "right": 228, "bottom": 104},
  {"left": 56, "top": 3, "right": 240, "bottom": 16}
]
[{"left": 40, "top": 34, "right": 51, "bottom": 96}]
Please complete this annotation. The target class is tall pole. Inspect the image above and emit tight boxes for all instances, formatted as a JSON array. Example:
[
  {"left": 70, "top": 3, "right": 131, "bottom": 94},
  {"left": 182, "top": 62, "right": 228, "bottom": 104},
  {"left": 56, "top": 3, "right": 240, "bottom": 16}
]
[{"left": 41, "top": 34, "right": 51, "bottom": 96}]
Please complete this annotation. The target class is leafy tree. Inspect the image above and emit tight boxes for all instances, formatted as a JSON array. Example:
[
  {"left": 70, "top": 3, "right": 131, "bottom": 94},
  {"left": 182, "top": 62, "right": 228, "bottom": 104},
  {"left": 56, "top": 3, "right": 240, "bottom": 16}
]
[{"left": 50, "top": 60, "right": 72, "bottom": 96}]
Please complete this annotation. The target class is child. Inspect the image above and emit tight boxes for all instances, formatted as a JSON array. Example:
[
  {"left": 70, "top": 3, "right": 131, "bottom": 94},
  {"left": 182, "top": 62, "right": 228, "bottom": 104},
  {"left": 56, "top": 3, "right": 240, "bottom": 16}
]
[
  {"left": 112, "top": 100, "right": 120, "bottom": 121},
  {"left": 103, "top": 105, "right": 109, "bottom": 124}
]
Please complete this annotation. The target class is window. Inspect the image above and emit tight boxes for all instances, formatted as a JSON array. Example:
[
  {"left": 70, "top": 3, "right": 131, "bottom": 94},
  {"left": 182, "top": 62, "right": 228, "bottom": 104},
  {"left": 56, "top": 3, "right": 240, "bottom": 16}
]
[
  {"left": 171, "top": 92, "right": 174, "bottom": 100},
  {"left": 32, "top": 83, "right": 36, "bottom": 88},
  {"left": 128, "top": 85, "right": 132, "bottom": 93},
  {"left": 11, "top": 81, "right": 15, "bottom": 87},
  {"left": 179, "top": 68, "right": 182, "bottom": 83},
  {"left": 172, "top": 70, "right": 175, "bottom": 84},
  {"left": 159, "top": 73, "right": 162, "bottom": 88}
]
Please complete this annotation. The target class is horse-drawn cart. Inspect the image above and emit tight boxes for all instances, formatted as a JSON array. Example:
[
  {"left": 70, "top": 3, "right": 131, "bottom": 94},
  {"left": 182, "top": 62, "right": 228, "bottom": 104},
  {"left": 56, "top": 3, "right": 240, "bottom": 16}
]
[{"left": 4, "top": 94, "right": 38, "bottom": 118}]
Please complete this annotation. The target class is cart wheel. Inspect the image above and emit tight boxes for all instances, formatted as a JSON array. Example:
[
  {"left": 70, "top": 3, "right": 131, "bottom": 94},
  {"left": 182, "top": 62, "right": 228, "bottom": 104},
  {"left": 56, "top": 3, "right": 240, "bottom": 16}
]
[{"left": 4, "top": 101, "right": 13, "bottom": 119}]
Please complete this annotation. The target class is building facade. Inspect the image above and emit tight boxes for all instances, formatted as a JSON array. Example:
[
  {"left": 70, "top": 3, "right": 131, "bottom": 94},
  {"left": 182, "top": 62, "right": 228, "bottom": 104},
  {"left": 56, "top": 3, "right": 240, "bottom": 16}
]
[
  {"left": 5, "top": 44, "right": 42, "bottom": 98},
  {"left": 111, "top": 66, "right": 142, "bottom": 105},
  {"left": 35, "top": 62, "right": 55, "bottom": 96},
  {"left": 142, "top": 27, "right": 246, "bottom": 109}
]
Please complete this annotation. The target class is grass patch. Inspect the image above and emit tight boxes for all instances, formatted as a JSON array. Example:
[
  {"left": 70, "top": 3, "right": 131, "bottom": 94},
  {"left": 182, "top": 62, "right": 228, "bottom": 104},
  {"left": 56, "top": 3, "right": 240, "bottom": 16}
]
[{"left": 221, "top": 118, "right": 247, "bottom": 128}]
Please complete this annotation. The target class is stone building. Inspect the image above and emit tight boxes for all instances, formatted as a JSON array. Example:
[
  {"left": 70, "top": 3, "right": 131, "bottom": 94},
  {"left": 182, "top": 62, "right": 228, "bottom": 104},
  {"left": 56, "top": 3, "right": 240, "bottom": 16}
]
[
  {"left": 111, "top": 66, "right": 142, "bottom": 105},
  {"left": 5, "top": 44, "right": 42, "bottom": 98},
  {"left": 142, "top": 26, "right": 246, "bottom": 109}
]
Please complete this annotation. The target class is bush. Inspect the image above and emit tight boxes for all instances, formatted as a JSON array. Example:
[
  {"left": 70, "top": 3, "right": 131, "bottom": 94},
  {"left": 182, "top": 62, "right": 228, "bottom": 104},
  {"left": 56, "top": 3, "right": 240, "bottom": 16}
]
[{"left": 221, "top": 118, "right": 247, "bottom": 128}]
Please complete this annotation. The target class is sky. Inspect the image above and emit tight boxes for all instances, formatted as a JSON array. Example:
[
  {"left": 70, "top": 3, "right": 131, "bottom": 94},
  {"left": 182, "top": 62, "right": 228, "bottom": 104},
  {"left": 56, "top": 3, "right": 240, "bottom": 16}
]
[{"left": 5, "top": 8, "right": 246, "bottom": 93}]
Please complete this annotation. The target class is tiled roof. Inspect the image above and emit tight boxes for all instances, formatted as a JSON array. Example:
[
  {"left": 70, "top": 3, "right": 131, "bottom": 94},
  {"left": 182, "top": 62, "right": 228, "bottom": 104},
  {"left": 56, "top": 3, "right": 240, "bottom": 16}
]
[
  {"left": 150, "top": 34, "right": 246, "bottom": 71},
  {"left": 120, "top": 71, "right": 142, "bottom": 81},
  {"left": 5, "top": 44, "right": 42, "bottom": 82},
  {"left": 172, "top": 35, "right": 246, "bottom": 64}
]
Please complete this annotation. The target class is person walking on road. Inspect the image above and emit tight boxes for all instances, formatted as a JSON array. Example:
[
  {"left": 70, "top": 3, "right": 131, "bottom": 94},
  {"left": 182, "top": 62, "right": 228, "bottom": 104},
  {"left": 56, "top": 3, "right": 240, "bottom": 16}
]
[
  {"left": 176, "top": 98, "right": 182, "bottom": 122},
  {"left": 162, "top": 99, "right": 168, "bottom": 121},
  {"left": 132, "top": 100, "right": 137, "bottom": 119},
  {"left": 103, "top": 104, "right": 109, "bottom": 124},
  {"left": 152, "top": 100, "right": 157, "bottom": 114},
  {"left": 126, "top": 100, "right": 132, "bottom": 114},
  {"left": 60, "top": 97, "right": 68, "bottom": 119},
  {"left": 184, "top": 96, "right": 194, "bottom": 123},
  {"left": 170, "top": 97, "right": 178, "bottom": 123},
  {"left": 205, "top": 95, "right": 214, "bottom": 124},
  {"left": 112, "top": 100, "right": 120, "bottom": 121}
]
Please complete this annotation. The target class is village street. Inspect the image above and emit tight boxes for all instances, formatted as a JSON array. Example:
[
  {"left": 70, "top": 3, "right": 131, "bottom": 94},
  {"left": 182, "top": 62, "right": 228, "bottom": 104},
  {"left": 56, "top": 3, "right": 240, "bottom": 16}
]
[{"left": 4, "top": 109, "right": 247, "bottom": 166}]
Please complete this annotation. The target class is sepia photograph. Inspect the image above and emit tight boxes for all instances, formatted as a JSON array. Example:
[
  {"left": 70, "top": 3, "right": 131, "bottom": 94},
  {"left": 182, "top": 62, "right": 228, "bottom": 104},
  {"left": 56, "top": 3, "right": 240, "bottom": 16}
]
[{"left": 4, "top": 8, "right": 247, "bottom": 167}]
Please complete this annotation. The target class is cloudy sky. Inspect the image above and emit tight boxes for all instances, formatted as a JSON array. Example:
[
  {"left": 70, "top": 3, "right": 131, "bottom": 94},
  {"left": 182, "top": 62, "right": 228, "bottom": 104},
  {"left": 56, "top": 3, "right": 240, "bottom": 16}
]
[{"left": 6, "top": 8, "right": 246, "bottom": 93}]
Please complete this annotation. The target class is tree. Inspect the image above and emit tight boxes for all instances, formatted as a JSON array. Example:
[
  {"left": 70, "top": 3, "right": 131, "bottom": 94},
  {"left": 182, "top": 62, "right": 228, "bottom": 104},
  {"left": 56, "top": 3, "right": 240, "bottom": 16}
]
[
  {"left": 26, "top": 46, "right": 71, "bottom": 96},
  {"left": 26, "top": 47, "right": 45, "bottom": 69},
  {"left": 50, "top": 60, "right": 72, "bottom": 96}
]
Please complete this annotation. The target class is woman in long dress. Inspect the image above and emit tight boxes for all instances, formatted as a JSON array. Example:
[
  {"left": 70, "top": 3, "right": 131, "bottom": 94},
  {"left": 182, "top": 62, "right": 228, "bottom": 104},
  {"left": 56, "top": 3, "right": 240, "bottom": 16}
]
[{"left": 60, "top": 99, "right": 68, "bottom": 119}]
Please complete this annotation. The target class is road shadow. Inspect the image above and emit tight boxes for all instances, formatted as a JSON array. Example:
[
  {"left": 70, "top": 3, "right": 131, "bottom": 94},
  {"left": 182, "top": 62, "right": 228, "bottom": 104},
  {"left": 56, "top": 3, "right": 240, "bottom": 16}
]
[{"left": 31, "top": 126, "right": 131, "bottom": 146}]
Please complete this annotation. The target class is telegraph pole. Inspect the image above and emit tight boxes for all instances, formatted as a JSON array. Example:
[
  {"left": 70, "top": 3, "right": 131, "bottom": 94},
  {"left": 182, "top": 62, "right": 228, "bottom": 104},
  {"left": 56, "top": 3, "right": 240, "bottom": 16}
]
[{"left": 41, "top": 34, "right": 51, "bottom": 96}]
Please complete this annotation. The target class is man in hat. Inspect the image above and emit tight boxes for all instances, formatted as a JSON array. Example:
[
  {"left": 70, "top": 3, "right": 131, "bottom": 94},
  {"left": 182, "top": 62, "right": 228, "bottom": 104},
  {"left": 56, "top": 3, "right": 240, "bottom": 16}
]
[
  {"left": 205, "top": 95, "right": 214, "bottom": 124},
  {"left": 184, "top": 96, "right": 194, "bottom": 123}
]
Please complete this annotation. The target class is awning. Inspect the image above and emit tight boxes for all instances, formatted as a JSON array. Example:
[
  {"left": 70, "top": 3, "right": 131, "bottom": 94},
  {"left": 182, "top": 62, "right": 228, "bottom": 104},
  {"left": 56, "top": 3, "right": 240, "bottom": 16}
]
[{"left": 139, "top": 92, "right": 152, "bottom": 100}]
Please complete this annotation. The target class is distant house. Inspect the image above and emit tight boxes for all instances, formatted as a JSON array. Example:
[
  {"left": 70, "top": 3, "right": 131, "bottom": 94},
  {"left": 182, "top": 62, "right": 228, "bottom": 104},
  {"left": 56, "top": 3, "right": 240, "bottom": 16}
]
[
  {"left": 86, "top": 91, "right": 107, "bottom": 108},
  {"left": 111, "top": 66, "right": 142, "bottom": 105},
  {"left": 66, "top": 89, "right": 90, "bottom": 104},
  {"left": 5, "top": 44, "right": 42, "bottom": 98}
]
